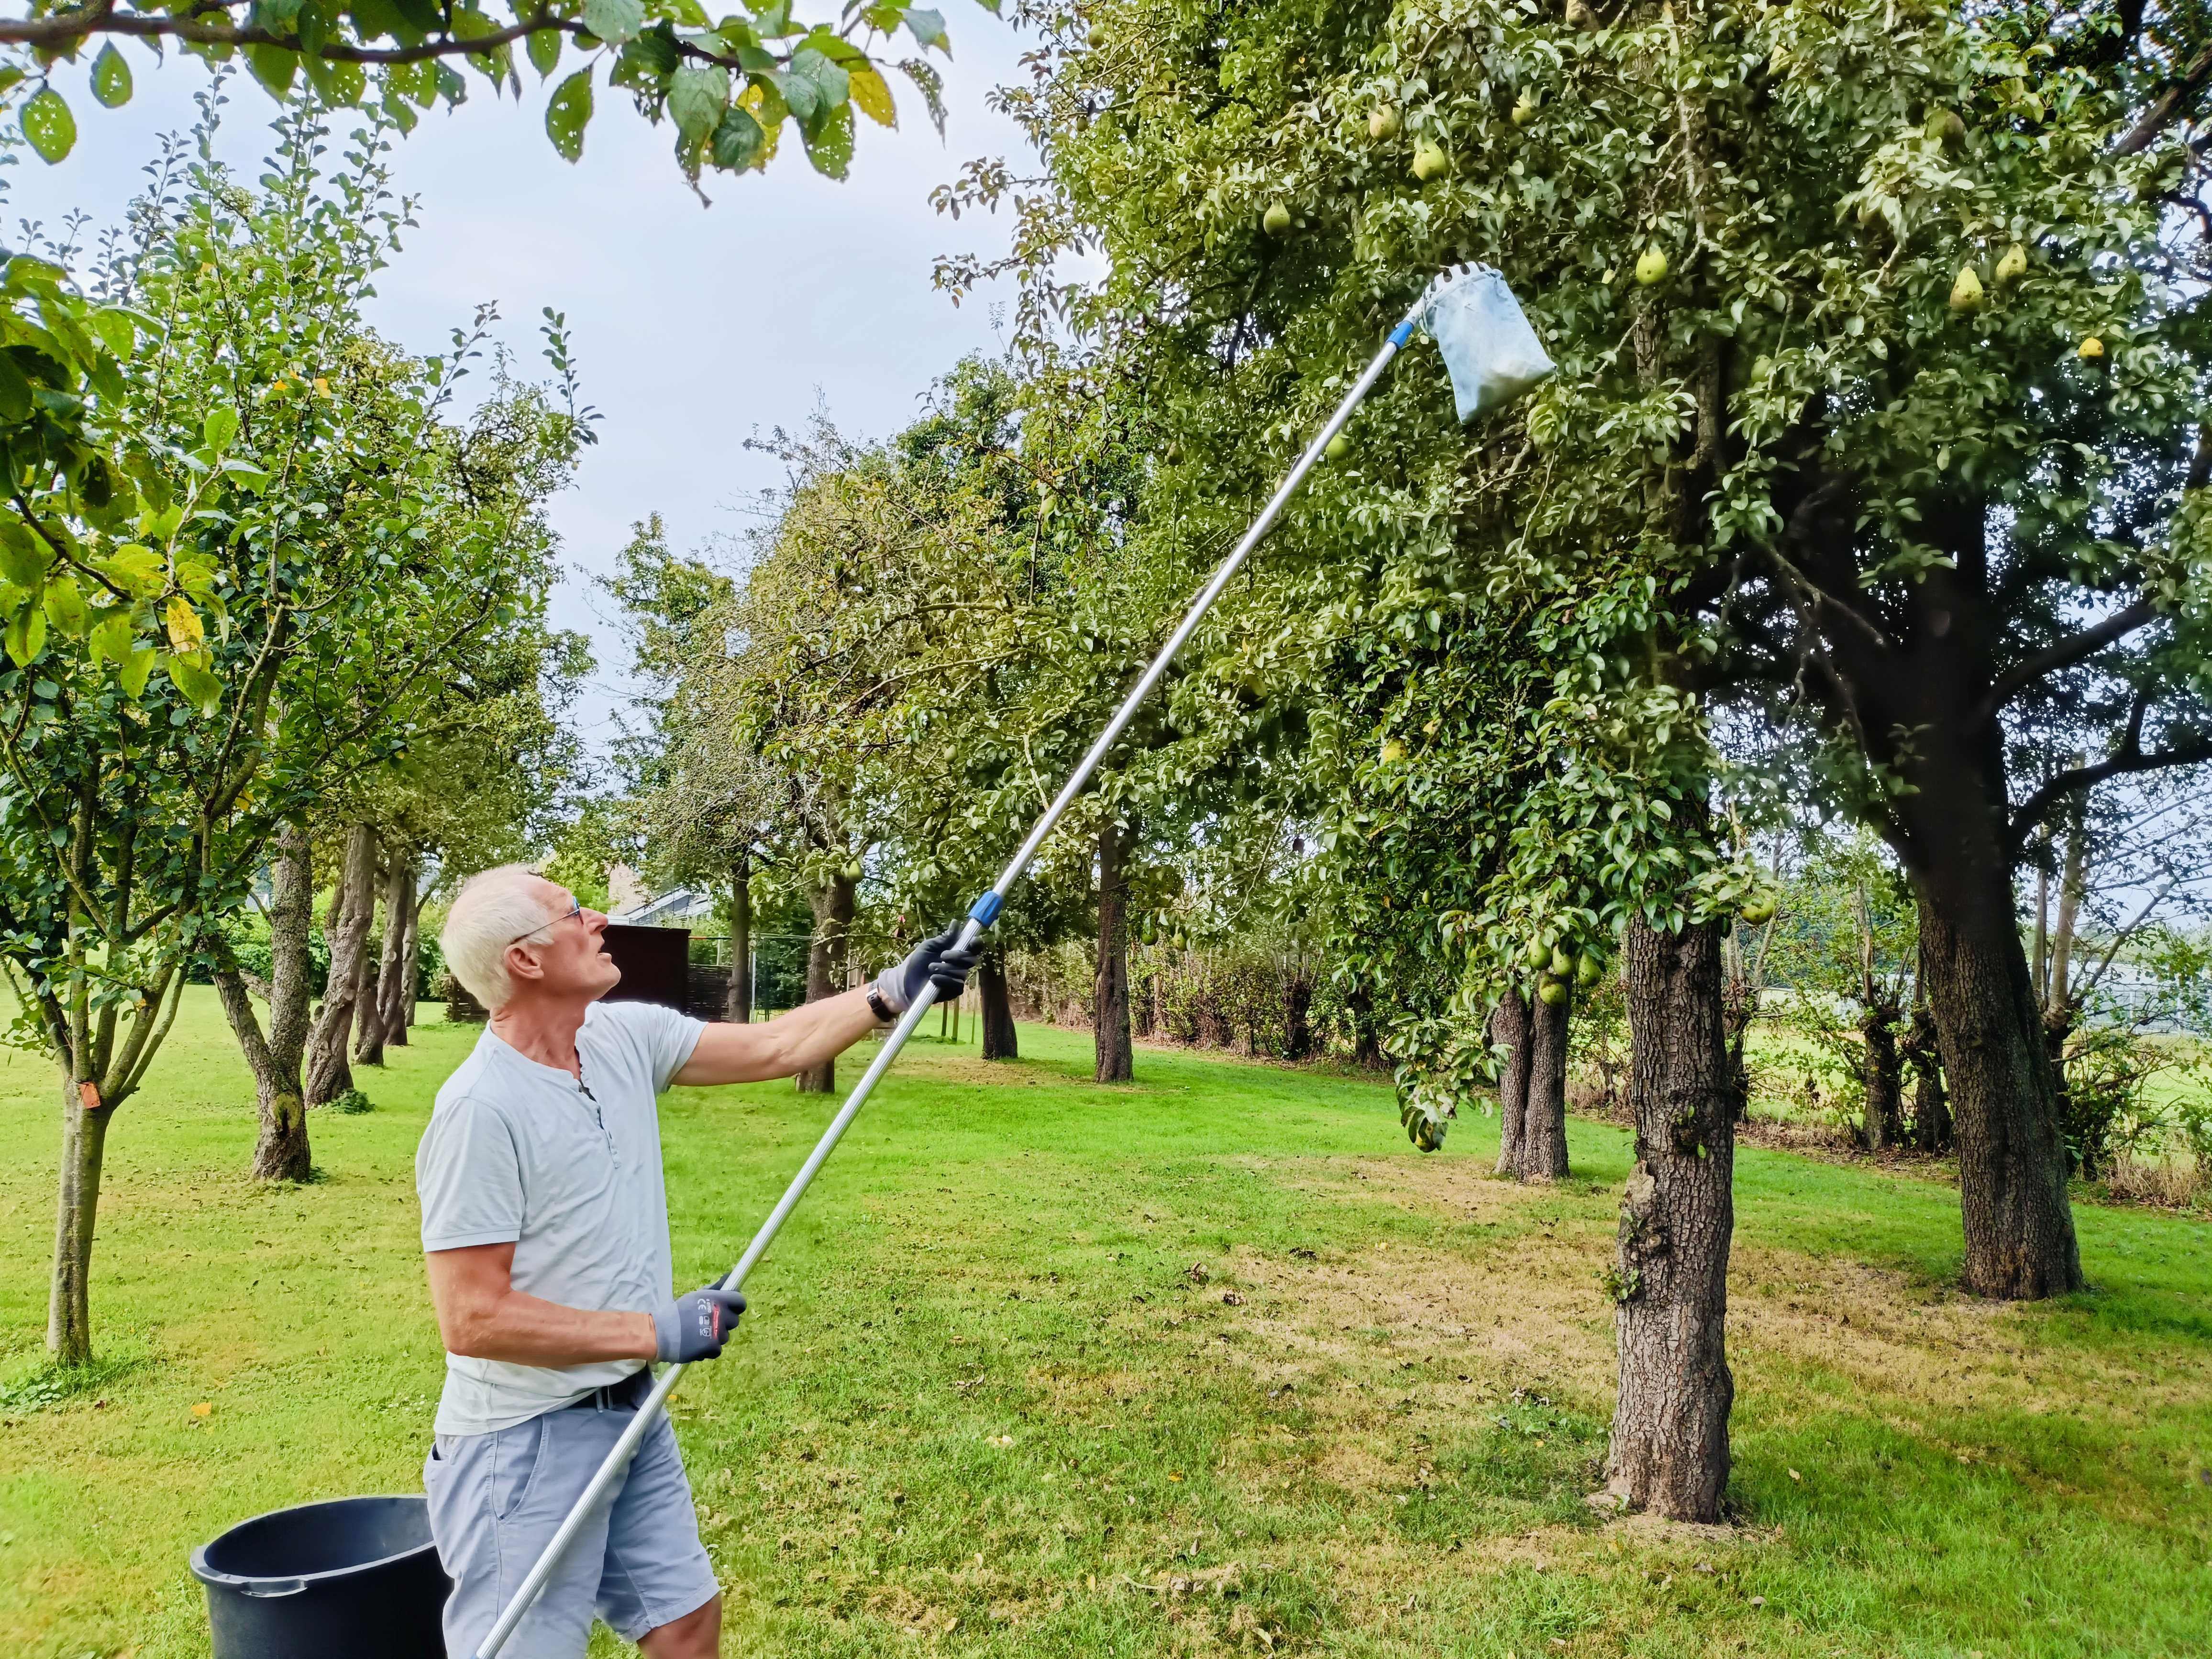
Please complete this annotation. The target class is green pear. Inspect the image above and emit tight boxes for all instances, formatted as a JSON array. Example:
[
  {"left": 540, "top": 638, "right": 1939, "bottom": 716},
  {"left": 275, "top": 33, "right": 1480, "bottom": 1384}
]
[
  {"left": 1411, "top": 142, "right": 1448, "bottom": 182},
  {"left": 1263, "top": 201, "right": 1293, "bottom": 237},
  {"left": 1635, "top": 246, "right": 1668, "bottom": 286}
]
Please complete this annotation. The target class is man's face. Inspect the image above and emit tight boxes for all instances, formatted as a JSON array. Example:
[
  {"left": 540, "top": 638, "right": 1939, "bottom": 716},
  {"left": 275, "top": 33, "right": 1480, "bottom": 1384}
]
[{"left": 505, "top": 878, "right": 620, "bottom": 1005}]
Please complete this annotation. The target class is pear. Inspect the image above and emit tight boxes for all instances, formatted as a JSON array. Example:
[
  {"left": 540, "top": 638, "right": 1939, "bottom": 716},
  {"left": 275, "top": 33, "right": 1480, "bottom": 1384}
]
[
  {"left": 1523, "top": 937, "right": 1552, "bottom": 972},
  {"left": 1263, "top": 201, "right": 1293, "bottom": 237},
  {"left": 1512, "top": 96, "right": 1537, "bottom": 128},
  {"left": 2078, "top": 335, "right": 2105, "bottom": 360},
  {"left": 1548, "top": 946, "right": 1574, "bottom": 978},
  {"left": 1325, "top": 433, "right": 1351, "bottom": 461},
  {"left": 841, "top": 860, "right": 864, "bottom": 883},
  {"left": 1411, "top": 142, "right": 1448, "bottom": 182},
  {"left": 1924, "top": 108, "right": 1966, "bottom": 147},
  {"left": 1634, "top": 245, "right": 1668, "bottom": 286},
  {"left": 1739, "top": 895, "right": 1776, "bottom": 926},
  {"left": 1537, "top": 977, "right": 1570, "bottom": 1007},
  {"left": 1575, "top": 952, "right": 1603, "bottom": 988},
  {"left": 1993, "top": 243, "right": 2027, "bottom": 285},
  {"left": 1949, "top": 265, "right": 1984, "bottom": 312},
  {"left": 1565, "top": 0, "right": 1598, "bottom": 31},
  {"left": 1369, "top": 103, "right": 1401, "bottom": 140},
  {"left": 1380, "top": 738, "right": 1407, "bottom": 764}
]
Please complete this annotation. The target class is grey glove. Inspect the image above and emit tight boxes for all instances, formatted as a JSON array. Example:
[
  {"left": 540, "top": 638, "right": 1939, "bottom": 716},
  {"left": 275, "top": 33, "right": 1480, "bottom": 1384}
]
[
  {"left": 653, "top": 1285, "right": 747, "bottom": 1364},
  {"left": 871, "top": 924, "right": 981, "bottom": 1014}
]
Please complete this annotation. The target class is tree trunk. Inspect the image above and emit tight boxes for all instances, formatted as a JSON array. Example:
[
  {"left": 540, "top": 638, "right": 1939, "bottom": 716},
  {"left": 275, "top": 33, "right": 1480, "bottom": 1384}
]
[
  {"left": 1603, "top": 915, "right": 1735, "bottom": 1523},
  {"left": 1913, "top": 859, "right": 2082, "bottom": 1298},
  {"left": 797, "top": 868, "right": 855, "bottom": 1095},
  {"left": 978, "top": 944, "right": 1018, "bottom": 1061},
  {"left": 1095, "top": 815, "right": 1134, "bottom": 1084},
  {"left": 355, "top": 851, "right": 414, "bottom": 1067},
  {"left": 1493, "top": 991, "right": 1532, "bottom": 1178},
  {"left": 217, "top": 823, "right": 319, "bottom": 1183},
  {"left": 46, "top": 1076, "right": 111, "bottom": 1365},
  {"left": 726, "top": 849, "right": 753, "bottom": 1024},
  {"left": 1349, "top": 984, "right": 1385, "bottom": 1069},
  {"left": 1522, "top": 985, "right": 1572, "bottom": 1180},
  {"left": 385, "top": 864, "right": 420, "bottom": 1044},
  {"left": 305, "top": 824, "right": 378, "bottom": 1108},
  {"left": 1860, "top": 1004, "right": 1905, "bottom": 1152}
]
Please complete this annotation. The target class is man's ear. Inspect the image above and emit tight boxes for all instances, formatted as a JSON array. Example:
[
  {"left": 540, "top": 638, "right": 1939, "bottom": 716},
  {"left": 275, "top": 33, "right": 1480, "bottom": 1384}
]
[{"left": 506, "top": 942, "right": 547, "bottom": 985}]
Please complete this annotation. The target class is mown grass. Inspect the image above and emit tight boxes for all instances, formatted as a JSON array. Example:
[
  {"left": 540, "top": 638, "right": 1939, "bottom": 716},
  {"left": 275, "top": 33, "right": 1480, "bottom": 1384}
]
[{"left": 0, "top": 989, "right": 2207, "bottom": 1657}]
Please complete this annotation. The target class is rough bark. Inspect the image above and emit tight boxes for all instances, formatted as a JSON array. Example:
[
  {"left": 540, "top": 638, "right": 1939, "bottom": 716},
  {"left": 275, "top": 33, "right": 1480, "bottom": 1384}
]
[
  {"left": 1604, "top": 915, "right": 1735, "bottom": 1523},
  {"left": 355, "top": 850, "right": 415, "bottom": 1067},
  {"left": 1916, "top": 873, "right": 2082, "bottom": 1295},
  {"left": 305, "top": 823, "right": 378, "bottom": 1108},
  {"left": 1492, "top": 991, "right": 1532, "bottom": 1178},
  {"left": 725, "top": 849, "right": 753, "bottom": 1024},
  {"left": 978, "top": 944, "right": 1019, "bottom": 1061},
  {"left": 46, "top": 1077, "right": 111, "bottom": 1365},
  {"left": 1095, "top": 816, "right": 1134, "bottom": 1084},
  {"left": 1860, "top": 1005, "right": 1905, "bottom": 1152},
  {"left": 1522, "top": 986, "right": 1572, "bottom": 1180},
  {"left": 796, "top": 868, "right": 856, "bottom": 1094},
  {"left": 216, "top": 823, "right": 318, "bottom": 1183}
]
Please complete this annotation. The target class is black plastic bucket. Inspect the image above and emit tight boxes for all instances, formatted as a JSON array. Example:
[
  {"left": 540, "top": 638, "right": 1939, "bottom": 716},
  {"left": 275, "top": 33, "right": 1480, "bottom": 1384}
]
[{"left": 190, "top": 1494, "right": 450, "bottom": 1658}]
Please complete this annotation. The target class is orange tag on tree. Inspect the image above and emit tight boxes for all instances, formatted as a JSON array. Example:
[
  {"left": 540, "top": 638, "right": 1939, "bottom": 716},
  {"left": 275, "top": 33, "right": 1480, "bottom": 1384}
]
[{"left": 78, "top": 1081, "right": 101, "bottom": 1111}]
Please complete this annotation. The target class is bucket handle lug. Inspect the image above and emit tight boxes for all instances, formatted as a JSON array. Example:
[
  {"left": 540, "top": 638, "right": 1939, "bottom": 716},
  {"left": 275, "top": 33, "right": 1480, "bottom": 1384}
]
[{"left": 238, "top": 1578, "right": 308, "bottom": 1599}]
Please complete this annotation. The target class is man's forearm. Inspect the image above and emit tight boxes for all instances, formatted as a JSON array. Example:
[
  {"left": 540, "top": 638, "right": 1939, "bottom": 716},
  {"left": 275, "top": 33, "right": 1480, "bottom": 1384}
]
[
  {"left": 674, "top": 986, "right": 883, "bottom": 1086},
  {"left": 446, "top": 1290, "right": 655, "bottom": 1367}
]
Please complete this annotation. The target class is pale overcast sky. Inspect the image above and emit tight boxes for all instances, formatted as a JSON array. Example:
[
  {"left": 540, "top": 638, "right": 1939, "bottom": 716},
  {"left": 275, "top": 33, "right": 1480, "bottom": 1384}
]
[{"left": 1, "top": 14, "right": 1037, "bottom": 762}]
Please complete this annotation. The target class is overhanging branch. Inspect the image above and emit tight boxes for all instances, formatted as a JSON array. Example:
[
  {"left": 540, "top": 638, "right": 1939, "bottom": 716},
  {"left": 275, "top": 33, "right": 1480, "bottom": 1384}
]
[
  {"left": 1972, "top": 596, "right": 2158, "bottom": 728},
  {"left": 2116, "top": 44, "right": 2212, "bottom": 156},
  {"left": 2008, "top": 732, "right": 2212, "bottom": 852},
  {"left": 0, "top": 3, "right": 575, "bottom": 63}
]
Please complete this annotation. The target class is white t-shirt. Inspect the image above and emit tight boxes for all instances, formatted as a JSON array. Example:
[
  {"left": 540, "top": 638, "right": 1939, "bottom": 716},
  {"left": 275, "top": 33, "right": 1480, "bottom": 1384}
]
[{"left": 416, "top": 999, "right": 706, "bottom": 1435}]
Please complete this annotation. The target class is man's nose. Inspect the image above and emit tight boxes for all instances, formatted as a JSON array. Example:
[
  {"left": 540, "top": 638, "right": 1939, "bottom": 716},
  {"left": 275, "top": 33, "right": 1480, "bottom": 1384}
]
[{"left": 583, "top": 908, "right": 608, "bottom": 933}]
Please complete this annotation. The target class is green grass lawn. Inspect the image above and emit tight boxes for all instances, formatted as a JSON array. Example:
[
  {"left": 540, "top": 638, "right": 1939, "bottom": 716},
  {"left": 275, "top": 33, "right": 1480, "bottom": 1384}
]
[{"left": 1, "top": 990, "right": 2208, "bottom": 1657}]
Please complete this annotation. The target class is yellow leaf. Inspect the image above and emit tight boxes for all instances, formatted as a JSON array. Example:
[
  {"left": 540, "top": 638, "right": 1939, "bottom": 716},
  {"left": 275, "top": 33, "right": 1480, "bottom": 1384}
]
[
  {"left": 191, "top": 1401, "right": 213, "bottom": 1417},
  {"left": 850, "top": 65, "right": 895, "bottom": 128},
  {"left": 739, "top": 81, "right": 781, "bottom": 166},
  {"left": 164, "top": 595, "right": 204, "bottom": 654},
  {"left": 1167, "top": 1471, "right": 1184, "bottom": 1482}
]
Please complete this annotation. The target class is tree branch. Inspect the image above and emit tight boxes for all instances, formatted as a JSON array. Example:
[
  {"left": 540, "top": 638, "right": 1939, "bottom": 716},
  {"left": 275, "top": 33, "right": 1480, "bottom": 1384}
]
[
  {"left": 2115, "top": 45, "right": 2212, "bottom": 156},
  {"left": 1972, "top": 596, "right": 2158, "bottom": 728},
  {"left": 0, "top": 3, "right": 575, "bottom": 63},
  {"left": 2008, "top": 733, "right": 2212, "bottom": 853}
]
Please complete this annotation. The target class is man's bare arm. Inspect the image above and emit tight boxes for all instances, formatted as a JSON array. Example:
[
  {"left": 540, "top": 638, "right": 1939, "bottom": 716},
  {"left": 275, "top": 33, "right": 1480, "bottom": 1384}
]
[
  {"left": 671, "top": 987, "right": 882, "bottom": 1087},
  {"left": 425, "top": 1242, "right": 656, "bottom": 1366}
]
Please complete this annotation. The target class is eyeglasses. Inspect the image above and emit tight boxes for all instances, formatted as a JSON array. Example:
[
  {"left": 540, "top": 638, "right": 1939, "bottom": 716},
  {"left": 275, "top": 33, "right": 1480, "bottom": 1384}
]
[{"left": 505, "top": 898, "right": 583, "bottom": 950}]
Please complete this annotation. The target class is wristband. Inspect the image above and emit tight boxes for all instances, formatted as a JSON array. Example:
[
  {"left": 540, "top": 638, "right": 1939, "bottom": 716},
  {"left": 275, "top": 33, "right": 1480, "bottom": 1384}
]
[{"left": 867, "top": 987, "right": 896, "bottom": 1025}]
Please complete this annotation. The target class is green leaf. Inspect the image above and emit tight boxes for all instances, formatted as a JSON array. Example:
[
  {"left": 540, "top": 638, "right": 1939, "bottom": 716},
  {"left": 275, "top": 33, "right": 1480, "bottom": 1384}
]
[
  {"left": 436, "top": 62, "right": 469, "bottom": 105},
  {"left": 202, "top": 405, "right": 240, "bottom": 454},
  {"left": 87, "top": 308, "right": 135, "bottom": 359},
  {"left": 527, "top": 25, "right": 563, "bottom": 79},
  {"left": 20, "top": 89, "right": 76, "bottom": 165},
  {"left": 0, "top": 353, "right": 30, "bottom": 422},
  {"left": 6, "top": 600, "right": 47, "bottom": 667},
  {"left": 582, "top": 0, "right": 646, "bottom": 45},
  {"left": 90, "top": 43, "right": 133, "bottom": 109},
  {"left": 710, "top": 103, "right": 765, "bottom": 170},
  {"left": 0, "top": 524, "right": 43, "bottom": 589},
  {"left": 849, "top": 63, "right": 894, "bottom": 128},
  {"left": 667, "top": 64, "right": 730, "bottom": 144},
  {"left": 246, "top": 44, "right": 299, "bottom": 101},
  {"left": 386, "top": 58, "right": 438, "bottom": 107},
  {"left": 302, "top": 52, "right": 368, "bottom": 107},
  {"left": 89, "top": 612, "right": 133, "bottom": 665},
  {"left": 546, "top": 68, "right": 594, "bottom": 163},
  {"left": 99, "top": 544, "right": 164, "bottom": 596},
  {"left": 164, "top": 652, "right": 223, "bottom": 716},
  {"left": 117, "top": 644, "right": 155, "bottom": 698},
  {"left": 787, "top": 45, "right": 848, "bottom": 113},
  {"left": 42, "top": 575, "right": 86, "bottom": 637},
  {"left": 752, "top": 0, "right": 798, "bottom": 37},
  {"left": 801, "top": 98, "right": 852, "bottom": 179},
  {"left": 903, "top": 6, "right": 947, "bottom": 51}
]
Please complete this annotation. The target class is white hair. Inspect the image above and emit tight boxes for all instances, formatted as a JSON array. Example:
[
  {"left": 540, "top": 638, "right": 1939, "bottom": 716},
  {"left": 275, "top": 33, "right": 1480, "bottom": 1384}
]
[{"left": 441, "top": 864, "right": 559, "bottom": 1011}]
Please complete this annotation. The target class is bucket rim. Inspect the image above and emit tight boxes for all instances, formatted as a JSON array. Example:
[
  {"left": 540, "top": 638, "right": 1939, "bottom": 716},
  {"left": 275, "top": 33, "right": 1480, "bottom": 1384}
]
[{"left": 188, "top": 1493, "right": 437, "bottom": 1593}]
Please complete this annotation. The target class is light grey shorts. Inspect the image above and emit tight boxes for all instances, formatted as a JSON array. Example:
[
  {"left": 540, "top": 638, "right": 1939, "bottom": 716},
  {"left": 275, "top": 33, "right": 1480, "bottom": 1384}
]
[{"left": 423, "top": 1398, "right": 719, "bottom": 1658}]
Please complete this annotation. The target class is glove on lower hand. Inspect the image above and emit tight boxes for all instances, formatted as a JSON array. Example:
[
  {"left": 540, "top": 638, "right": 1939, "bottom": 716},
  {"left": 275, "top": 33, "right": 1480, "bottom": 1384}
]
[
  {"left": 653, "top": 1285, "right": 747, "bottom": 1364},
  {"left": 871, "top": 924, "right": 981, "bottom": 1015}
]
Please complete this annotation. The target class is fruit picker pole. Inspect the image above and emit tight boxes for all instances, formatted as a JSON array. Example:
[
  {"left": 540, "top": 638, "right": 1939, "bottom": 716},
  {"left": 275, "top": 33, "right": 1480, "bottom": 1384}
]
[{"left": 473, "top": 296, "right": 1428, "bottom": 1659}]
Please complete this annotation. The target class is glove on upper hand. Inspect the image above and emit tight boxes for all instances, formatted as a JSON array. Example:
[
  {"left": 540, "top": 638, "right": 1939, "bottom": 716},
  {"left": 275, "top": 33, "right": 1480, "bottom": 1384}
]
[
  {"left": 871, "top": 924, "right": 980, "bottom": 1015},
  {"left": 653, "top": 1285, "right": 747, "bottom": 1364}
]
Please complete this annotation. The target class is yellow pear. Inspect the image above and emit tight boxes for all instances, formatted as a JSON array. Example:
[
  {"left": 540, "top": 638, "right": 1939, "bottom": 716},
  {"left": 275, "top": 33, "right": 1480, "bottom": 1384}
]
[
  {"left": 1993, "top": 243, "right": 2027, "bottom": 284},
  {"left": 1949, "top": 265, "right": 1985, "bottom": 312},
  {"left": 1635, "top": 246, "right": 1668, "bottom": 286},
  {"left": 1411, "top": 142, "right": 1448, "bottom": 182},
  {"left": 2078, "top": 335, "right": 2105, "bottom": 360},
  {"left": 1369, "top": 103, "right": 1400, "bottom": 140}
]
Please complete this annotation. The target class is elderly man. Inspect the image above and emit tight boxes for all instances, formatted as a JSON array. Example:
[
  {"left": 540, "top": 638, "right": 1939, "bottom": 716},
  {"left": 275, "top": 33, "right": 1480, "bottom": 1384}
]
[{"left": 418, "top": 864, "right": 973, "bottom": 1659}]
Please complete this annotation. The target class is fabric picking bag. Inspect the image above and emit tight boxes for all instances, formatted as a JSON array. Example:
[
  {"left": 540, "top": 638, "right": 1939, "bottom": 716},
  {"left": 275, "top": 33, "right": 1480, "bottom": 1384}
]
[{"left": 1418, "top": 264, "right": 1555, "bottom": 422}]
